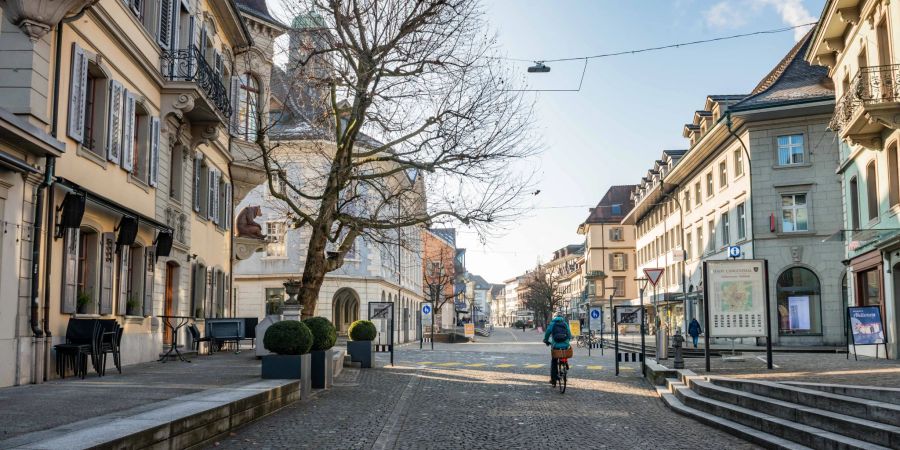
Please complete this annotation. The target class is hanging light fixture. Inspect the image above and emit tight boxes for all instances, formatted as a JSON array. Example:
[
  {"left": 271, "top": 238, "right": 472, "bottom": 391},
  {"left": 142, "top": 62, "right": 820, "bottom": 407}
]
[{"left": 527, "top": 61, "right": 550, "bottom": 73}]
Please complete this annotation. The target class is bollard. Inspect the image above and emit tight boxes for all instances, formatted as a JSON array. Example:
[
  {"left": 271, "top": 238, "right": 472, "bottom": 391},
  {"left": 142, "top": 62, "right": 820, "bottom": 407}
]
[{"left": 673, "top": 332, "right": 685, "bottom": 369}]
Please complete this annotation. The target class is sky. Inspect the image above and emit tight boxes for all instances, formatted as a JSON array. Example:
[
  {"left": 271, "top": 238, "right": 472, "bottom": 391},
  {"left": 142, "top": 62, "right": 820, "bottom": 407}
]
[
  {"left": 451, "top": 0, "right": 826, "bottom": 284},
  {"left": 267, "top": 0, "right": 827, "bottom": 285}
]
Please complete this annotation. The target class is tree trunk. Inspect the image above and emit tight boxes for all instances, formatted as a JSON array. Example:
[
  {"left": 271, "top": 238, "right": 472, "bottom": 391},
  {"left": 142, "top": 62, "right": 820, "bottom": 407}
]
[{"left": 298, "top": 222, "right": 331, "bottom": 320}]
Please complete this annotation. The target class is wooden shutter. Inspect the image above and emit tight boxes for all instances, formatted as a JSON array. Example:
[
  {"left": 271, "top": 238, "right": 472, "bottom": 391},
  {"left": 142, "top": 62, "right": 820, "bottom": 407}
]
[
  {"left": 117, "top": 245, "right": 130, "bottom": 315},
  {"left": 193, "top": 152, "right": 202, "bottom": 212},
  {"left": 61, "top": 228, "right": 80, "bottom": 314},
  {"left": 623, "top": 254, "right": 629, "bottom": 270},
  {"left": 208, "top": 268, "right": 216, "bottom": 317},
  {"left": 67, "top": 43, "right": 88, "bottom": 143},
  {"left": 149, "top": 116, "right": 160, "bottom": 186},
  {"left": 100, "top": 232, "right": 116, "bottom": 315},
  {"left": 106, "top": 80, "right": 124, "bottom": 165},
  {"left": 230, "top": 76, "right": 240, "bottom": 135},
  {"left": 224, "top": 183, "right": 232, "bottom": 229},
  {"left": 608, "top": 253, "right": 614, "bottom": 272},
  {"left": 157, "top": 0, "right": 173, "bottom": 49},
  {"left": 121, "top": 91, "right": 136, "bottom": 172},
  {"left": 143, "top": 245, "right": 156, "bottom": 316},
  {"left": 208, "top": 169, "right": 218, "bottom": 222}
]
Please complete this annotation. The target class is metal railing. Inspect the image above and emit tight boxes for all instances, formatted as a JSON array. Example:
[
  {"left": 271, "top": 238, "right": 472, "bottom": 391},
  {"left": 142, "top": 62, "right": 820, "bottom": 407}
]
[
  {"left": 831, "top": 64, "right": 900, "bottom": 132},
  {"left": 160, "top": 45, "right": 232, "bottom": 118}
]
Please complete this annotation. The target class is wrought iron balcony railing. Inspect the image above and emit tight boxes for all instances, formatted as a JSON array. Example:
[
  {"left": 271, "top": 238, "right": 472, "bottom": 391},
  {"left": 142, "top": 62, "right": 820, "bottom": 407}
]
[
  {"left": 830, "top": 64, "right": 900, "bottom": 133},
  {"left": 160, "top": 45, "right": 232, "bottom": 118}
]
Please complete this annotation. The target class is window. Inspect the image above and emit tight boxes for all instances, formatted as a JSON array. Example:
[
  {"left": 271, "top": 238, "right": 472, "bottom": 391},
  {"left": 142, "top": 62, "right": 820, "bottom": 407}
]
[
  {"left": 850, "top": 176, "right": 861, "bottom": 230},
  {"left": 685, "top": 232, "right": 692, "bottom": 260},
  {"left": 707, "top": 219, "right": 715, "bottom": 252},
  {"left": 170, "top": 144, "right": 183, "bottom": 200},
  {"left": 76, "top": 228, "right": 100, "bottom": 314},
  {"left": 781, "top": 194, "right": 809, "bottom": 232},
  {"left": 190, "top": 263, "right": 207, "bottom": 318},
  {"left": 610, "top": 253, "right": 626, "bottom": 271},
  {"left": 696, "top": 225, "right": 703, "bottom": 256},
  {"left": 265, "top": 288, "right": 285, "bottom": 315},
  {"left": 889, "top": 145, "right": 900, "bottom": 207},
  {"left": 81, "top": 64, "right": 109, "bottom": 155},
  {"left": 611, "top": 204, "right": 622, "bottom": 215},
  {"left": 118, "top": 244, "right": 145, "bottom": 316},
  {"left": 719, "top": 161, "right": 728, "bottom": 188},
  {"left": 124, "top": 0, "right": 144, "bottom": 20},
  {"left": 777, "top": 134, "right": 805, "bottom": 165},
  {"left": 721, "top": 212, "right": 730, "bottom": 246},
  {"left": 265, "top": 222, "right": 286, "bottom": 257},
  {"left": 706, "top": 172, "right": 713, "bottom": 197},
  {"left": 858, "top": 268, "right": 882, "bottom": 306},
  {"left": 736, "top": 202, "right": 746, "bottom": 240},
  {"left": 694, "top": 182, "right": 702, "bottom": 206},
  {"left": 734, "top": 149, "right": 744, "bottom": 177},
  {"left": 866, "top": 161, "right": 879, "bottom": 221},
  {"left": 610, "top": 227, "right": 623, "bottom": 241},
  {"left": 612, "top": 277, "right": 626, "bottom": 297},
  {"left": 777, "top": 267, "right": 822, "bottom": 335},
  {"left": 684, "top": 191, "right": 691, "bottom": 211},
  {"left": 129, "top": 102, "right": 151, "bottom": 182},
  {"left": 237, "top": 73, "right": 260, "bottom": 141}
]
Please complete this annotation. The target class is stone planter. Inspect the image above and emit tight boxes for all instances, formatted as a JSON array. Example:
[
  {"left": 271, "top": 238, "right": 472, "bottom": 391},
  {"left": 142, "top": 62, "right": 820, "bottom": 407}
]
[
  {"left": 347, "top": 340, "right": 373, "bottom": 368},
  {"left": 261, "top": 354, "right": 311, "bottom": 398},
  {"left": 310, "top": 349, "right": 334, "bottom": 389}
]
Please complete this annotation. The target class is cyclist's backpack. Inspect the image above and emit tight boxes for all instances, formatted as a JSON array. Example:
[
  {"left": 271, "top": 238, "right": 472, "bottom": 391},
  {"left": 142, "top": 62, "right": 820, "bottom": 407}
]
[{"left": 551, "top": 321, "right": 568, "bottom": 342}]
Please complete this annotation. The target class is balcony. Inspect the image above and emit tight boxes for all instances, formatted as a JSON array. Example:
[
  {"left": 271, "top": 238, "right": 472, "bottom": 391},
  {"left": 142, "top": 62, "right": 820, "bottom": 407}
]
[
  {"left": 830, "top": 64, "right": 900, "bottom": 148},
  {"left": 160, "top": 46, "right": 232, "bottom": 123}
]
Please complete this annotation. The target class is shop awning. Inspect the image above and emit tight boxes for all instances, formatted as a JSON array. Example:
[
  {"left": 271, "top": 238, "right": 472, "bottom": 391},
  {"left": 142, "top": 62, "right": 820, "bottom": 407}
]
[
  {"left": 55, "top": 177, "right": 172, "bottom": 232},
  {"left": 0, "top": 151, "right": 38, "bottom": 174},
  {"left": 823, "top": 229, "right": 900, "bottom": 252}
]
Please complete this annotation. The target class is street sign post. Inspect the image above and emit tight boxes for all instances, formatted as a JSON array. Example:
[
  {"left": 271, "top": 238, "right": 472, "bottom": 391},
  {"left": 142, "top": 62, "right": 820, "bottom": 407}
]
[
  {"left": 421, "top": 303, "right": 432, "bottom": 350},
  {"left": 643, "top": 268, "right": 665, "bottom": 360},
  {"left": 368, "top": 302, "right": 394, "bottom": 365},
  {"left": 589, "top": 306, "right": 603, "bottom": 356}
]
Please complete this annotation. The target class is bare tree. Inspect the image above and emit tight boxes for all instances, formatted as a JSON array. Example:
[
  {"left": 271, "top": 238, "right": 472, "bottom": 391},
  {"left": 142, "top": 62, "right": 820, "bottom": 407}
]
[
  {"left": 253, "top": 0, "right": 537, "bottom": 317},
  {"left": 520, "top": 264, "right": 563, "bottom": 329}
]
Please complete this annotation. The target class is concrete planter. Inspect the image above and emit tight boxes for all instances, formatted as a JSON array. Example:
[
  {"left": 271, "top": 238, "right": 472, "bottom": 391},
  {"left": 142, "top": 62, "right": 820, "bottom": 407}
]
[
  {"left": 261, "top": 354, "right": 311, "bottom": 398},
  {"left": 310, "top": 349, "right": 335, "bottom": 389},
  {"left": 347, "top": 340, "right": 373, "bottom": 368}
]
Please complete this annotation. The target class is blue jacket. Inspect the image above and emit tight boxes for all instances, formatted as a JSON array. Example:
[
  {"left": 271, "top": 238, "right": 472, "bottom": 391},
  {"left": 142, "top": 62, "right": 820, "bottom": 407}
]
[
  {"left": 688, "top": 319, "right": 702, "bottom": 337},
  {"left": 543, "top": 317, "right": 572, "bottom": 349}
]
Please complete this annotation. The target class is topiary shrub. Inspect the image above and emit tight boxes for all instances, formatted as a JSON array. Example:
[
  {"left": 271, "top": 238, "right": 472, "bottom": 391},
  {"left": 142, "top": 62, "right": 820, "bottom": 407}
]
[
  {"left": 348, "top": 320, "right": 377, "bottom": 341},
  {"left": 514, "top": 320, "right": 524, "bottom": 329},
  {"left": 303, "top": 316, "right": 337, "bottom": 351},
  {"left": 263, "top": 320, "right": 313, "bottom": 355}
]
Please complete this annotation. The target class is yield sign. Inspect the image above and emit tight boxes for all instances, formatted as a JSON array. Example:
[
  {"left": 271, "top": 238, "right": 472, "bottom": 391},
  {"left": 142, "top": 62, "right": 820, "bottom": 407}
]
[{"left": 643, "top": 268, "right": 665, "bottom": 287}]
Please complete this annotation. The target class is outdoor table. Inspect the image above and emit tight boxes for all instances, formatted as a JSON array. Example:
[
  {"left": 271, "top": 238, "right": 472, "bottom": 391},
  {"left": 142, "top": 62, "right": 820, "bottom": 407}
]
[{"left": 158, "top": 315, "right": 193, "bottom": 362}]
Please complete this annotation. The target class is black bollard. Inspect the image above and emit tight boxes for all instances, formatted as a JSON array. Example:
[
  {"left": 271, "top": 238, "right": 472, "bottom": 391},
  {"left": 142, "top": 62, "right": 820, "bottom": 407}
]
[{"left": 673, "top": 332, "right": 685, "bottom": 369}]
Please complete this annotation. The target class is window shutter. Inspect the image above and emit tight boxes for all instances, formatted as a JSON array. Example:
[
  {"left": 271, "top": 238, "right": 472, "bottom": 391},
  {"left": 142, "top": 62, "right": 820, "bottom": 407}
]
[
  {"left": 208, "top": 269, "right": 216, "bottom": 317},
  {"left": 608, "top": 253, "right": 613, "bottom": 271},
  {"left": 157, "top": 0, "right": 173, "bottom": 49},
  {"left": 623, "top": 254, "right": 629, "bottom": 270},
  {"left": 61, "top": 228, "right": 80, "bottom": 314},
  {"left": 67, "top": 43, "right": 88, "bottom": 143},
  {"left": 230, "top": 76, "right": 240, "bottom": 135},
  {"left": 117, "top": 245, "right": 130, "bottom": 315},
  {"left": 149, "top": 116, "right": 160, "bottom": 186},
  {"left": 608, "top": 228, "right": 614, "bottom": 240},
  {"left": 193, "top": 152, "right": 202, "bottom": 212},
  {"left": 106, "top": 80, "right": 124, "bottom": 165},
  {"left": 143, "top": 246, "right": 156, "bottom": 316},
  {"left": 199, "top": 24, "right": 207, "bottom": 56},
  {"left": 208, "top": 169, "right": 218, "bottom": 222},
  {"left": 100, "top": 232, "right": 116, "bottom": 315},
  {"left": 121, "top": 91, "right": 136, "bottom": 172},
  {"left": 225, "top": 183, "right": 232, "bottom": 229}
]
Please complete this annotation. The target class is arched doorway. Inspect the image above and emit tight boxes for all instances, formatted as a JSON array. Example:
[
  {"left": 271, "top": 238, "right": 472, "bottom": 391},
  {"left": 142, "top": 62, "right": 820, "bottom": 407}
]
[
  {"left": 332, "top": 288, "right": 360, "bottom": 335},
  {"left": 164, "top": 261, "right": 179, "bottom": 344},
  {"left": 776, "top": 267, "right": 822, "bottom": 336}
]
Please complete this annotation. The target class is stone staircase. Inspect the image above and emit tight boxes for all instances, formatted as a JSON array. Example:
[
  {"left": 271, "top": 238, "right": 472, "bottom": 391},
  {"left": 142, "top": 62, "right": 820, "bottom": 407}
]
[{"left": 658, "top": 371, "right": 900, "bottom": 449}]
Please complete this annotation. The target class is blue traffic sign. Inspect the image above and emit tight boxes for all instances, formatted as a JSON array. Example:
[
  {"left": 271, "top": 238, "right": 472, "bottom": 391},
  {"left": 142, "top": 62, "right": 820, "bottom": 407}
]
[
  {"left": 590, "top": 309, "right": 601, "bottom": 319},
  {"left": 728, "top": 246, "right": 742, "bottom": 258},
  {"left": 422, "top": 304, "right": 432, "bottom": 315}
]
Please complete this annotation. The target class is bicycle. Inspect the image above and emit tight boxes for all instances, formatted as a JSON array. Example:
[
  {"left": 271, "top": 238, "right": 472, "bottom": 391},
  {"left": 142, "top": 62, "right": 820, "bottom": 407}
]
[{"left": 551, "top": 347, "right": 573, "bottom": 394}]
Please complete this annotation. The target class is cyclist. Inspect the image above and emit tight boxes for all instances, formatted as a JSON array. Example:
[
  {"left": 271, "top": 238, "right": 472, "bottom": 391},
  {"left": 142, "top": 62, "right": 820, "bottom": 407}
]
[{"left": 542, "top": 312, "right": 572, "bottom": 386}]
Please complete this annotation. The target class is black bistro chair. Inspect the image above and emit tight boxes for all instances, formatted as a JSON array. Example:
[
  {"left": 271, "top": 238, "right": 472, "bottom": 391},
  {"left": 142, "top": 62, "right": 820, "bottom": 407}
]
[
  {"left": 54, "top": 319, "right": 100, "bottom": 379},
  {"left": 188, "top": 323, "right": 210, "bottom": 355},
  {"left": 242, "top": 317, "right": 258, "bottom": 349},
  {"left": 96, "top": 320, "right": 123, "bottom": 375}
]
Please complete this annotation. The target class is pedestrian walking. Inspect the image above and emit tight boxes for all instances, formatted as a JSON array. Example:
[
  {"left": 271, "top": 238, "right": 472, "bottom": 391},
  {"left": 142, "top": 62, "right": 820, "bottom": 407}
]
[{"left": 688, "top": 318, "right": 702, "bottom": 348}]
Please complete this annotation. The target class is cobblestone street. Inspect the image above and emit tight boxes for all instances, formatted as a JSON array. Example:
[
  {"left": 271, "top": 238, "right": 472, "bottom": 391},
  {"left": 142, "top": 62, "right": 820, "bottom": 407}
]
[{"left": 212, "top": 328, "right": 758, "bottom": 449}]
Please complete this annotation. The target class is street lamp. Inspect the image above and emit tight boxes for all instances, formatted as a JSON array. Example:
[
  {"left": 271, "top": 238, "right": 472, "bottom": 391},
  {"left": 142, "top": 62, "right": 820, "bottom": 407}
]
[
  {"left": 604, "top": 286, "right": 617, "bottom": 339},
  {"left": 635, "top": 277, "right": 650, "bottom": 374}
]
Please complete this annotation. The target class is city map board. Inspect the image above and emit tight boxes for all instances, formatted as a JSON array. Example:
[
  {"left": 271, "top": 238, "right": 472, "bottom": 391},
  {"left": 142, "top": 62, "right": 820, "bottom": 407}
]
[{"left": 705, "top": 260, "right": 766, "bottom": 338}]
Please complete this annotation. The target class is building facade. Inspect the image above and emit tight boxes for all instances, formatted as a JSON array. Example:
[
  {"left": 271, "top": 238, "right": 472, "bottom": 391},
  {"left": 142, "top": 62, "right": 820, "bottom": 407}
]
[
  {"left": 576, "top": 185, "right": 637, "bottom": 332},
  {"left": 423, "top": 228, "right": 457, "bottom": 331},
  {"left": 807, "top": 0, "right": 900, "bottom": 357}
]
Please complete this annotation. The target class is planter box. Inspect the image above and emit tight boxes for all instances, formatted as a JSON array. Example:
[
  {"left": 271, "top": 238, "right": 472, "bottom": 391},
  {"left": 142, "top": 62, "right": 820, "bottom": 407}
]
[
  {"left": 261, "top": 354, "right": 311, "bottom": 398},
  {"left": 310, "top": 349, "right": 335, "bottom": 389},
  {"left": 347, "top": 340, "right": 372, "bottom": 368}
]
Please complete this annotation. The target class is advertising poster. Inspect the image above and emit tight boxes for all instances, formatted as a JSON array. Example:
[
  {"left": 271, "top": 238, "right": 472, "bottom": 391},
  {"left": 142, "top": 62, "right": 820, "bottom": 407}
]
[
  {"left": 569, "top": 320, "right": 581, "bottom": 337},
  {"left": 464, "top": 323, "right": 475, "bottom": 338},
  {"left": 615, "top": 306, "right": 642, "bottom": 325},
  {"left": 787, "top": 296, "right": 811, "bottom": 331},
  {"left": 848, "top": 306, "right": 886, "bottom": 345},
  {"left": 705, "top": 260, "right": 766, "bottom": 338}
]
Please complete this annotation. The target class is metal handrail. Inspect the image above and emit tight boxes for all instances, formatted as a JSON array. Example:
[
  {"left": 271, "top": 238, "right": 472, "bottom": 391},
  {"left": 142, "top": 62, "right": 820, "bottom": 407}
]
[{"left": 160, "top": 45, "right": 232, "bottom": 118}]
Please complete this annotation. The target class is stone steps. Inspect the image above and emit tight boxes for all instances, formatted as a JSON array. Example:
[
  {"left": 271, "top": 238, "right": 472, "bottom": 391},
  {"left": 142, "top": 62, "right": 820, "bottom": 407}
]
[
  {"left": 658, "top": 371, "right": 898, "bottom": 449},
  {"left": 781, "top": 381, "right": 900, "bottom": 406}
]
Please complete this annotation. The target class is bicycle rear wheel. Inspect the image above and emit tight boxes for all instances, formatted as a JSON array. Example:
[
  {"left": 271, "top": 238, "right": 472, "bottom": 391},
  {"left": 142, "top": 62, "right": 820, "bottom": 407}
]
[{"left": 558, "top": 362, "right": 567, "bottom": 394}]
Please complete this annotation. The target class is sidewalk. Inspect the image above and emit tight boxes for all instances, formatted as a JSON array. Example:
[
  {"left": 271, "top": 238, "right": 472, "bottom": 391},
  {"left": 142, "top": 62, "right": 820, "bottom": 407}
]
[{"left": 0, "top": 351, "right": 297, "bottom": 449}]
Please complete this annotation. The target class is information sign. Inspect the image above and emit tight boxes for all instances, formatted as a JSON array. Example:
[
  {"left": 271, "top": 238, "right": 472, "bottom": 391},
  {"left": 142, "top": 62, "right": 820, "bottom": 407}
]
[
  {"left": 704, "top": 259, "right": 766, "bottom": 338},
  {"left": 464, "top": 323, "right": 475, "bottom": 338},
  {"left": 569, "top": 320, "right": 581, "bottom": 337}
]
